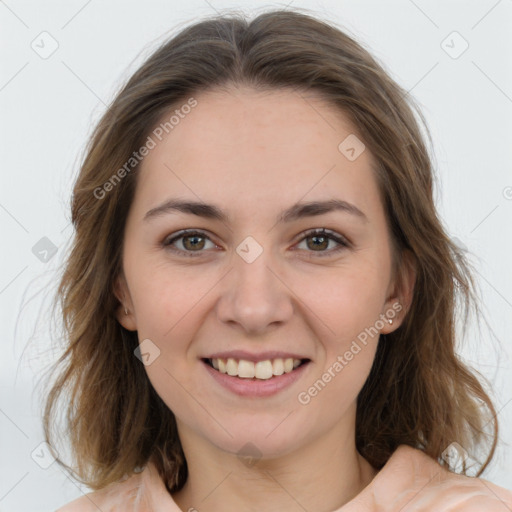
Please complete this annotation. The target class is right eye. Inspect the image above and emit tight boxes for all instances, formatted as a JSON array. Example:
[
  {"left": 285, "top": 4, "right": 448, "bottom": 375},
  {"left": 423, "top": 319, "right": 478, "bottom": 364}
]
[{"left": 163, "top": 230, "right": 219, "bottom": 257}]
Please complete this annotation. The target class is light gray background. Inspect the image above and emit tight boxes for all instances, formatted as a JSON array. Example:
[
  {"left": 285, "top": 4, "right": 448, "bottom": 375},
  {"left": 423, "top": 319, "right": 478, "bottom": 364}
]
[{"left": 1, "top": 0, "right": 511, "bottom": 510}]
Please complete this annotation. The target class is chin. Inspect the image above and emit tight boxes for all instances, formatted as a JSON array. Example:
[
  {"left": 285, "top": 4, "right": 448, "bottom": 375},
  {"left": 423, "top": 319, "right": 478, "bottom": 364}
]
[{"left": 206, "top": 416, "right": 312, "bottom": 460}]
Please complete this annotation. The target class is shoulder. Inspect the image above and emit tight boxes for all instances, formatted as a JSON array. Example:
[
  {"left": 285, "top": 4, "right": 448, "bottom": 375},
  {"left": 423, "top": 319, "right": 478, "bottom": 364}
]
[
  {"left": 56, "top": 469, "right": 150, "bottom": 512},
  {"left": 390, "top": 445, "right": 512, "bottom": 499},
  {"left": 56, "top": 463, "right": 177, "bottom": 511},
  {"left": 344, "top": 445, "right": 512, "bottom": 511}
]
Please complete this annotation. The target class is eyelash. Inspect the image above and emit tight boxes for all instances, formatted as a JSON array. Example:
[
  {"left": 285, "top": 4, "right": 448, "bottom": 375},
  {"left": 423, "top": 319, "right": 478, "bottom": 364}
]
[{"left": 162, "top": 228, "right": 350, "bottom": 258}]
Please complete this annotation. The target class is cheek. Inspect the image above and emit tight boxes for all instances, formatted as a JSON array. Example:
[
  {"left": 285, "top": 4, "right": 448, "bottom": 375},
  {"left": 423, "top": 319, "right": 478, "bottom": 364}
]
[
  {"left": 128, "top": 259, "right": 210, "bottom": 337},
  {"left": 131, "top": 268, "right": 207, "bottom": 414},
  {"left": 291, "top": 257, "right": 388, "bottom": 402},
  {"left": 300, "top": 276, "right": 382, "bottom": 415},
  {"left": 294, "top": 260, "right": 389, "bottom": 342}
]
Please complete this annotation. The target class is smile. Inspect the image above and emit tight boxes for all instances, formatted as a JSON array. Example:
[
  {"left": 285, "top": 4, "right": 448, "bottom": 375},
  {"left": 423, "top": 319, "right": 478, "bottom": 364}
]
[
  {"left": 205, "top": 357, "right": 308, "bottom": 380},
  {"left": 202, "top": 355, "right": 311, "bottom": 398}
]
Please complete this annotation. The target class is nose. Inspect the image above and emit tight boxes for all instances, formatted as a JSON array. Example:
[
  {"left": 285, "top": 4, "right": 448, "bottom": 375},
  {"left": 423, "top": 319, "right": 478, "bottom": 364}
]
[{"left": 215, "top": 244, "right": 294, "bottom": 335}]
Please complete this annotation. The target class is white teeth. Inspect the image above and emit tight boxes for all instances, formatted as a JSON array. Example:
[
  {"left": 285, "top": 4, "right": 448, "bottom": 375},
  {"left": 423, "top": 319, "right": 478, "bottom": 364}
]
[
  {"left": 272, "top": 358, "right": 284, "bottom": 376},
  {"left": 238, "top": 359, "right": 255, "bottom": 378},
  {"left": 226, "top": 358, "right": 238, "bottom": 376},
  {"left": 255, "top": 360, "right": 273, "bottom": 380},
  {"left": 209, "top": 357, "right": 303, "bottom": 379},
  {"left": 284, "top": 358, "right": 294, "bottom": 373}
]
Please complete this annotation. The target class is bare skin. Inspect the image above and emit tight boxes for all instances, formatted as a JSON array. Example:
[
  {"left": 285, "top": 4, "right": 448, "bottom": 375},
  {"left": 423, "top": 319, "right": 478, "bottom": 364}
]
[{"left": 115, "top": 86, "right": 416, "bottom": 511}]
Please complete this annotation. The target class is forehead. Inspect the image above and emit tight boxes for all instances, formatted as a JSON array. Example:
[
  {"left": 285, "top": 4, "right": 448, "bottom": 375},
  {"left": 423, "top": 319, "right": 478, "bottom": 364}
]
[{"left": 133, "top": 87, "right": 383, "bottom": 225}]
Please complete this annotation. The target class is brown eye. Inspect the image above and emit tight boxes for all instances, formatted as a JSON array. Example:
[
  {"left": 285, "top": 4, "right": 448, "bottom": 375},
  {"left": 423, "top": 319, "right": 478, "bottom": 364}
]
[
  {"left": 163, "top": 230, "right": 216, "bottom": 256},
  {"left": 306, "top": 234, "right": 329, "bottom": 251},
  {"left": 295, "top": 228, "right": 349, "bottom": 256},
  {"left": 181, "top": 234, "right": 206, "bottom": 251}
]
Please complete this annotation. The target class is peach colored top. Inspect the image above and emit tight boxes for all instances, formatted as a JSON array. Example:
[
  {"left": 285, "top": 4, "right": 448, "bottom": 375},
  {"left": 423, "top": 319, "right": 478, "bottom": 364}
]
[{"left": 57, "top": 445, "right": 512, "bottom": 511}]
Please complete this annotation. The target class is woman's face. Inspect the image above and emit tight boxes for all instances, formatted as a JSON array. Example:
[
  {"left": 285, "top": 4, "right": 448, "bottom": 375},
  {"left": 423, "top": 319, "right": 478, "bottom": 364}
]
[{"left": 116, "top": 87, "right": 412, "bottom": 459}]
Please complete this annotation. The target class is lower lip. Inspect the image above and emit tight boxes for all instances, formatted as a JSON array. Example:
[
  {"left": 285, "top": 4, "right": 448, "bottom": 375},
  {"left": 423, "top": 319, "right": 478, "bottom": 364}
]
[{"left": 202, "top": 360, "right": 310, "bottom": 397}]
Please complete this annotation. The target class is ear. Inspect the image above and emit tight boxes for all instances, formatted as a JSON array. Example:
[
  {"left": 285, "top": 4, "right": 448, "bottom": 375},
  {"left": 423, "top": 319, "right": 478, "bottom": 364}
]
[
  {"left": 380, "top": 249, "right": 416, "bottom": 334},
  {"left": 113, "top": 272, "right": 137, "bottom": 331}
]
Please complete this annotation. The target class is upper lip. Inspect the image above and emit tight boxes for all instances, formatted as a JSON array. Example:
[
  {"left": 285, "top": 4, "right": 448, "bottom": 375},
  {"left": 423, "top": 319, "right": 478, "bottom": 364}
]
[{"left": 203, "top": 350, "right": 310, "bottom": 363}]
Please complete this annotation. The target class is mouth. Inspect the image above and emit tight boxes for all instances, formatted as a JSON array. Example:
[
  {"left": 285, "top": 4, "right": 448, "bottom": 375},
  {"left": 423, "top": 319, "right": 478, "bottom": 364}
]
[{"left": 202, "top": 357, "right": 310, "bottom": 380}]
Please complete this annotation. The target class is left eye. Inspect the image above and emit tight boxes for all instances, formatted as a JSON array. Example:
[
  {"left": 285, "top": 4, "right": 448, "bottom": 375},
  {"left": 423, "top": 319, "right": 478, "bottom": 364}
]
[
  {"left": 163, "top": 228, "right": 349, "bottom": 257},
  {"left": 294, "top": 228, "right": 349, "bottom": 256}
]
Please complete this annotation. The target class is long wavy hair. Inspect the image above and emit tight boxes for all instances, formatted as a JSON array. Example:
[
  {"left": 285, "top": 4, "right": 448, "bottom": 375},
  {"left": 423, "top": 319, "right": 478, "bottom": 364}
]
[{"left": 42, "top": 8, "right": 498, "bottom": 493}]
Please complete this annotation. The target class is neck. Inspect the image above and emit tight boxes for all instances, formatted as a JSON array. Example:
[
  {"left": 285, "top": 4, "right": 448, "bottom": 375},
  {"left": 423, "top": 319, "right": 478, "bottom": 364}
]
[{"left": 172, "top": 422, "right": 378, "bottom": 512}]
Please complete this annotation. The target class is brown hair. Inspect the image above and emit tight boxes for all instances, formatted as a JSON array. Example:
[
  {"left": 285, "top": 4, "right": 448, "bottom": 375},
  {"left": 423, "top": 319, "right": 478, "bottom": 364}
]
[{"left": 42, "top": 7, "right": 498, "bottom": 493}]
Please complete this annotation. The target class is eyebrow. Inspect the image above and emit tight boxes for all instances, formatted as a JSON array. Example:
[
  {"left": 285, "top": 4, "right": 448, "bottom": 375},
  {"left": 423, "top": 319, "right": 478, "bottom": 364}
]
[{"left": 143, "top": 198, "right": 368, "bottom": 224}]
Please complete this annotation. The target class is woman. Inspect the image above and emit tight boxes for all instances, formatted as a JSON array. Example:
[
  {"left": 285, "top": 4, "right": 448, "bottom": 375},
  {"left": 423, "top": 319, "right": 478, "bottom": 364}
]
[{"left": 46, "top": 8, "right": 512, "bottom": 511}]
